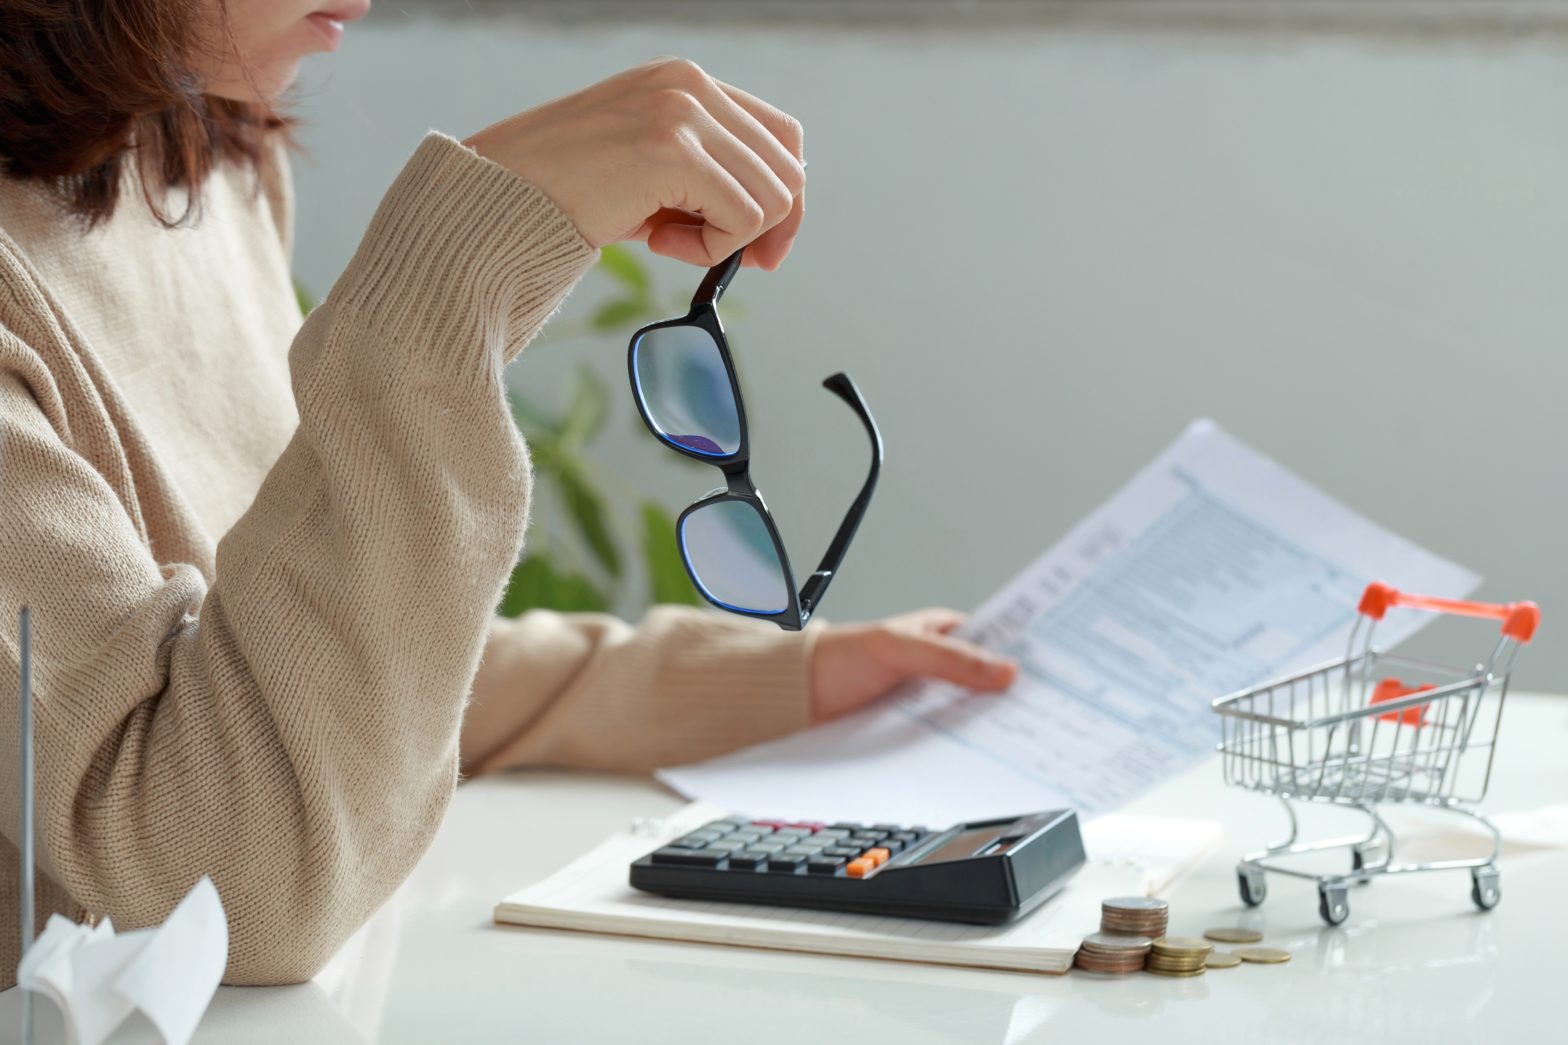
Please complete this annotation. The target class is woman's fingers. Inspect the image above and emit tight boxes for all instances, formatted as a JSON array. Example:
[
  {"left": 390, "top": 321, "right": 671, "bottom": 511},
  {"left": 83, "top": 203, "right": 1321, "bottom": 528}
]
[
  {"left": 877, "top": 626, "right": 1017, "bottom": 692},
  {"left": 713, "top": 80, "right": 806, "bottom": 269},
  {"left": 689, "top": 115, "right": 798, "bottom": 257},
  {"left": 464, "top": 58, "right": 807, "bottom": 268},
  {"left": 646, "top": 141, "right": 762, "bottom": 265},
  {"left": 896, "top": 607, "right": 968, "bottom": 637},
  {"left": 704, "top": 81, "right": 806, "bottom": 196}
]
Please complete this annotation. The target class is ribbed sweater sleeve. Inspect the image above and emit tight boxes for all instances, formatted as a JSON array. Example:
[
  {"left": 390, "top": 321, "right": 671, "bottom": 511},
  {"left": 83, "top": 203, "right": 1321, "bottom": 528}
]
[
  {"left": 463, "top": 607, "right": 817, "bottom": 775},
  {"left": 0, "top": 133, "right": 594, "bottom": 984}
]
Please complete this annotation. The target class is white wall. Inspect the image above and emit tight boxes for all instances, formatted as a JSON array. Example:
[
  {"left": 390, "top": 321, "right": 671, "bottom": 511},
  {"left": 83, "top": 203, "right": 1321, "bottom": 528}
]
[{"left": 289, "top": 13, "right": 1568, "bottom": 688}]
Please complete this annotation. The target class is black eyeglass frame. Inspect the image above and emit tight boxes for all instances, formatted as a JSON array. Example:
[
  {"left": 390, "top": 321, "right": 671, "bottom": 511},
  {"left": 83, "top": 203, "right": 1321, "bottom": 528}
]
[{"left": 626, "top": 250, "right": 883, "bottom": 631}]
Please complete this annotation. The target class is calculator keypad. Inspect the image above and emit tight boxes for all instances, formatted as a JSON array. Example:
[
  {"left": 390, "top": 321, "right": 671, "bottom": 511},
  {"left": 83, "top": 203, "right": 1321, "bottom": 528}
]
[{"left": 649, "top": 820, "right": 932, "bottom": 878}]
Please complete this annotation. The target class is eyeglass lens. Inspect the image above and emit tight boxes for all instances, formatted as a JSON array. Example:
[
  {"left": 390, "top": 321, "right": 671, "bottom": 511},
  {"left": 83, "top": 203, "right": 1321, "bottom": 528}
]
[
  {"left": 630, "top": 325, "right": 741, "bottom": 457},
  {"left": 680, "top": 500, "right": 790, "bottom": 615}
]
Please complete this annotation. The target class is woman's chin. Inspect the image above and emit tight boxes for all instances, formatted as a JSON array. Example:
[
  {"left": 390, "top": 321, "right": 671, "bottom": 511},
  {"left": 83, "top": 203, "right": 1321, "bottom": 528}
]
[{"left": 204, "top": 57, "right": 303, "bottom": 105}]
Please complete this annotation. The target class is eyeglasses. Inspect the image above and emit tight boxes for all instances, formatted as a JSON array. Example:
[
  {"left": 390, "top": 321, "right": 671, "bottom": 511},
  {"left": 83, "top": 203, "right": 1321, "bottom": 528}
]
[{"left": 627, "top": 250, "right": 882, "bottom": 630}]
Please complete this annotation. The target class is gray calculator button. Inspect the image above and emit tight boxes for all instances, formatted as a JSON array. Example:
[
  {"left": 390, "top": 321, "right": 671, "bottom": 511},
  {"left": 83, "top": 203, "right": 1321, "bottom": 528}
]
[
  {"left": 705, "top": 841, "right": 746, "bottom": 853},
  {"left": 650, "top": 847, "right": 725, "bottom": 867}
]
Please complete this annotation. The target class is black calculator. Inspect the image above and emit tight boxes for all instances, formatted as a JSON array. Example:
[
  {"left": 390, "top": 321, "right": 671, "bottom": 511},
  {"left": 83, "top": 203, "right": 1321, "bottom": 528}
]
[{"left": 629, "top": 810, "right": 1085, "bottom": 924}]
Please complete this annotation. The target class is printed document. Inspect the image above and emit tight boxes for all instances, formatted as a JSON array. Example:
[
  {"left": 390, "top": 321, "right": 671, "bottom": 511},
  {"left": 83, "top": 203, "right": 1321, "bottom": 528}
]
[{"left": 659, "top": 420, "right": 1479, "bottom": 825}]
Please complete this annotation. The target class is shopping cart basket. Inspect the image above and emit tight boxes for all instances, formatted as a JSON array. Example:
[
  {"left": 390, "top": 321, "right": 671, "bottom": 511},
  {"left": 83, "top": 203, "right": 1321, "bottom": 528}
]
[{"left": 1211, "top": 581, "right": 1540, "bottom": 925}]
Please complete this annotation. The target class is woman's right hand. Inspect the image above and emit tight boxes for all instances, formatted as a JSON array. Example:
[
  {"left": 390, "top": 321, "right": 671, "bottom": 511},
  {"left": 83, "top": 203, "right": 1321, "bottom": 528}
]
[{"left": 464, "top": 58, "right": 806, "bottom": 271}]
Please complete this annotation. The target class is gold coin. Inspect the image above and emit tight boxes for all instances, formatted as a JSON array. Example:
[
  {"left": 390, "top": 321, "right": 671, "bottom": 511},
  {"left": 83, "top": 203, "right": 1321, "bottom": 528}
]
[
  {"left": 1235, "top": 946, "right": 1292, "bottom": 964},
  {"left": 1205, "top": 952, "right": 1243, "bottom": 969},
  {"left": 1204, "top": 927, "right": 1264, "bottom": 944},
  {"left": 1149, "top": 936, "right": 1212, "bottom": 956},
  {"left": 1146, "top": 966, "right": 1206, "bottom": 977}
]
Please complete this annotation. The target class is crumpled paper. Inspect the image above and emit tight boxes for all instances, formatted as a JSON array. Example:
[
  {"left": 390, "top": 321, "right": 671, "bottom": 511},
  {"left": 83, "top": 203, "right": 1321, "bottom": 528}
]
[{"left": 16, "top": 876, "right": 228, "bottom": 1045}]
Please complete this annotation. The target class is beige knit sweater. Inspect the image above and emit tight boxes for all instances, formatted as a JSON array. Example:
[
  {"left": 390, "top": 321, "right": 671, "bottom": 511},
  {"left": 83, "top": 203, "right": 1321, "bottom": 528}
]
[{"left": 0, "top": 133, "right": 814, "bottom": 987}]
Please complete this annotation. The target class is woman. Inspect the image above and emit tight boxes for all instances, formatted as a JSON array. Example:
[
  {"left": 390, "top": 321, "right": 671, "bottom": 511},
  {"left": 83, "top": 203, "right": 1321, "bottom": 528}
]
[{"left": 0, "top": 1, "right": 1017, "bottom": 985}]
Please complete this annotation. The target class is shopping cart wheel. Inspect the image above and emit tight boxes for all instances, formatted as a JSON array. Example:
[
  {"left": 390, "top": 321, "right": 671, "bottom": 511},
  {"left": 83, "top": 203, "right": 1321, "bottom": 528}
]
[
  {"left": 1318, "top": 883, "right": 1350, "bottom": 926},
  {"left": 1238, "top": 866, "right": 1267, "bottom": 907},
  {"left": 1470, "top": 866, "right": 1501, "bottom": 911}
]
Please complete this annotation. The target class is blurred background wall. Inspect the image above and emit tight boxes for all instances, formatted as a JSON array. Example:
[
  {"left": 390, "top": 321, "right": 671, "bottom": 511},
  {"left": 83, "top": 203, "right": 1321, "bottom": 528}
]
[{"left": 287, "top": 1, "right": 1567, "bottom": 688}]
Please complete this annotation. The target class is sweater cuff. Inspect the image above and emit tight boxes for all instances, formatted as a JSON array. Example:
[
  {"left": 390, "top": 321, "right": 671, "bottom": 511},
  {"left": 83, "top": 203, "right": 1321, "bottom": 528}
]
[
  {"left": 332, "top": 131, "right": 597, "bottom": 375},
  {"left": 646, "top": 609, "right": 818, "bottom": 764}
]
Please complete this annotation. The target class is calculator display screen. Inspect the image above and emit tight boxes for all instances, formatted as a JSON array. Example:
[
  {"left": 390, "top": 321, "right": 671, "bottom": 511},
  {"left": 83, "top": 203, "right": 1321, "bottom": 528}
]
[{"left": 914, "top": 825, "right": 1017, "bottom": 865}]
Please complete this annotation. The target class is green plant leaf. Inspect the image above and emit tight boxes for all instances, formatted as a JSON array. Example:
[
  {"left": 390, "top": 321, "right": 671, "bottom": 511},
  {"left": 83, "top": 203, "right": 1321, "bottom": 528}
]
[
  {"left": 498, "top": 554, "right": 611, "bottom": 617},
  {"left": 554, "top": 458, "right": 621, "bottom": 580},
  {"left": 557, "top": 572, "right": 612, "bottom": 612},
  {"left": 590, "top": 297, "right": 652, "bottom": 332},
  {"left": 293, "top": 279, "right": 316, "bottom": 317},
  {"left": 640, "top": 501, "right": 702, "bottom": 606},
  {"left": 559, "top": 366, "right": 608, "bottom": 448},
  {"left": 598, "top": 243, "right": 650, "bottom": 296}
]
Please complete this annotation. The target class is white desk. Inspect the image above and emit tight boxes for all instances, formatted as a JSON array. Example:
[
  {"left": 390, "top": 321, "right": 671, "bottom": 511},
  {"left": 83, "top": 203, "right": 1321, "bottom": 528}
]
[{"left": 6, "top": 693, "right": 1565, "bottom": 1043}]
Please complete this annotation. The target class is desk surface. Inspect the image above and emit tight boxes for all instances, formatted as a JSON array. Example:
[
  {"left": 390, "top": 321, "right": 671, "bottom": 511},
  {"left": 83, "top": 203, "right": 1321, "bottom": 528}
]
[{"left": 6, "top": 693, "right": 1566, "bottom": 1044}]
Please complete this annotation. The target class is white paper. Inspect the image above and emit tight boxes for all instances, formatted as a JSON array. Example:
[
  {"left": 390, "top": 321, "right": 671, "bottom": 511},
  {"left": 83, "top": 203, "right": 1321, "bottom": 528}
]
[
  {"left": 112, "top": 876, "right": 228, "bottom": 1045},
  {"left": 1081, "top": 814, "right": 1224, "bottom": 895},
  {"left": 16, "top": 876, "right": 228, "bottom": 1045},
  {"left": 660, "top": 420, "right": 1479, "bottom": 825}
]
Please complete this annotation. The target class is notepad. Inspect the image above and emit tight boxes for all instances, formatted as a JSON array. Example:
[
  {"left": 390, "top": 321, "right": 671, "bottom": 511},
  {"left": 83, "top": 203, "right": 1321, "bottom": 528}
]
[{"left": 494, "top": 802, "right": 1215, "bottom": 975}]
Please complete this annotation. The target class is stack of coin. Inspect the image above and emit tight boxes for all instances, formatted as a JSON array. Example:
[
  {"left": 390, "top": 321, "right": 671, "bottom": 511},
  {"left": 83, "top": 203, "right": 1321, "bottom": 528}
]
[
  {"left": 1145, "top": 936, "right": 1213, "bottom": 977},
  {"left": 1100, "top": 896, "right": 1169, "bottom": 938},
  {"left": 1074, "top": 932, "right": 1153, "bottom": 974}
]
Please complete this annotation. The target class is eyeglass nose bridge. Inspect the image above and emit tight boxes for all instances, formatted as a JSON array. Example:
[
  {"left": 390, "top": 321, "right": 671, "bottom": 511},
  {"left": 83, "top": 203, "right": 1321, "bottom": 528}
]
[{"left": 718, "top": 460, "right": 755, "bottom": 491}]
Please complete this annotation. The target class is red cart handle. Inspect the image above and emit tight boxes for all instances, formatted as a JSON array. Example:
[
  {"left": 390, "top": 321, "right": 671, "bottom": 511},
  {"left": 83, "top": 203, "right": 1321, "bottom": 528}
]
[{"left": 1358, "top": 582, "right": 1539, "bottom": 643}]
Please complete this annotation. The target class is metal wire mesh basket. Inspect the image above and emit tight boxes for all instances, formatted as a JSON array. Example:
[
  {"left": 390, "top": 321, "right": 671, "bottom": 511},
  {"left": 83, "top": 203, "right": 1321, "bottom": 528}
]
[{"left": 1211, "top": 582, "right": 1540, "bottom": 925}]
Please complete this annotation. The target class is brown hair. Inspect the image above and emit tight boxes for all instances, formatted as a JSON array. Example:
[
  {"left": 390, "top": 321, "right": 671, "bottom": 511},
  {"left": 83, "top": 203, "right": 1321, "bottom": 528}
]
[{"left": 0, "top": 1, "right": 286, "bottom": 226}]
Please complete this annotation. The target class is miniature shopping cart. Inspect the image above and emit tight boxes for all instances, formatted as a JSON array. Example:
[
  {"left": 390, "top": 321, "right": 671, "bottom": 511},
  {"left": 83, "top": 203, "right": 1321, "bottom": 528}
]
[{"left": 1211, "top": 582, "right": 1540, "bottom": 925}]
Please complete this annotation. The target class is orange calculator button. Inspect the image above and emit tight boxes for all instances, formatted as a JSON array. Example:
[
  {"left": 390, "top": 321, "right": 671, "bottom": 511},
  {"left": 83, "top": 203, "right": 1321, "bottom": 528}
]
[
  {"left": 846, "top": 858, "right": 875, "bottom": 878},
  {"left": 866, "top": 847, "right": 891, "bottom": 867}
]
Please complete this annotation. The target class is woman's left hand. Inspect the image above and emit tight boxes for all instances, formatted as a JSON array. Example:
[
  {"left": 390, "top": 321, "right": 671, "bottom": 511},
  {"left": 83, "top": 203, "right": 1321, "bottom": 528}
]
[{"left": 809, "top": 608, "right": 1018, "bottom": 723}]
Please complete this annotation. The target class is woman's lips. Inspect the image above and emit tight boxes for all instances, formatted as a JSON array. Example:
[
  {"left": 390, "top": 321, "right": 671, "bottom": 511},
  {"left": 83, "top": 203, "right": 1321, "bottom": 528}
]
[
  {"left": 306, "top": 12, "right": 346, "bottom": 50},
  {"left": 306, "top": 2, "right": 369, "bottom": 51}
]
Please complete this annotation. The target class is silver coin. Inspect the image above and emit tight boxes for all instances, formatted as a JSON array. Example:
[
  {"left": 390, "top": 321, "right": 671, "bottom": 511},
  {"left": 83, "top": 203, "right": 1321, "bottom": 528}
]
[
  {"left": 1082, "top": 932, "right": 1155, "bottom": 952},
  {"left": 1102, "top": 896, "right": 1169, "bottom": 911}
]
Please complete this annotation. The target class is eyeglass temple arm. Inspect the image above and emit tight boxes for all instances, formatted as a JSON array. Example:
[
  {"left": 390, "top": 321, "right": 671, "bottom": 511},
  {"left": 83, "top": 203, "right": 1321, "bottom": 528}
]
[
  {"left": 798, "top": 373, "right": 883, "bottom": 620},
  {"left": 691, "top": 250, "right": 745, "bottom": 308}
]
